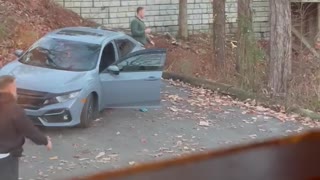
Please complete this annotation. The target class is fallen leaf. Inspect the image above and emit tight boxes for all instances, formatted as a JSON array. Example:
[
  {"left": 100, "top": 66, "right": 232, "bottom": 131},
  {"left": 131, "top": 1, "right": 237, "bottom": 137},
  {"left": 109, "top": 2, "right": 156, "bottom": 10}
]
[
  {"left": 95, "top": 118, "right": 102, "bottom": 122},
  {"left": 108, "top": 154, "right": 119, "bottom": 158},
  {"left": 169, "top": 107, "right": 178, "bottom": 112},
  {"left": 199, "top": 121, "right": 209, "bottom": 127},
  {"left": 95, "top": 152, "right": 105, "bottom": 159},
  {"left": 79, "top": 158, "right": 89, "bottom": 161},
  {"left": 249, "top": 134, "right": 257, "bottom": 139},
  {"left": 101, "top": 157, "right": 111, "bottom": 161},
  {"left": 259, "top": 128, "right": 266, "bottom": 132},
  {"left": 49, "top": 156, "right": 58, "bottom": 160}
]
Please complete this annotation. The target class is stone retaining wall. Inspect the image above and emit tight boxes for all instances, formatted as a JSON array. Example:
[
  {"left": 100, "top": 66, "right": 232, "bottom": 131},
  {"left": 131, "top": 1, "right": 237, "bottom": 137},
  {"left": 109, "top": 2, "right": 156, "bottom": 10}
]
[{"left": 54, "top": 0, "right": 270, "bottom": 39}]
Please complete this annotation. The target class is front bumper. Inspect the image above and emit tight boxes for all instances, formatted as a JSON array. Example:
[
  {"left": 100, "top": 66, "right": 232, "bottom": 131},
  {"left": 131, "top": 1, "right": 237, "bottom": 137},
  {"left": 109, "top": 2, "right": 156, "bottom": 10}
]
[{"left": 24, "top": 97, "right": 84, "bottom": 127}]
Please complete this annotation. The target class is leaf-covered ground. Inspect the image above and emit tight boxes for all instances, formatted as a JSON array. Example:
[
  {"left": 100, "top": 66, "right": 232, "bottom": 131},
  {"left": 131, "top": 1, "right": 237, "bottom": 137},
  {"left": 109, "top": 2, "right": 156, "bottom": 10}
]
[
  {"left": 20, "top": 81, "right": 314, "bottom": 180},
  {"left": 0, "top": 1, "right": 319, "bottom": 178}
]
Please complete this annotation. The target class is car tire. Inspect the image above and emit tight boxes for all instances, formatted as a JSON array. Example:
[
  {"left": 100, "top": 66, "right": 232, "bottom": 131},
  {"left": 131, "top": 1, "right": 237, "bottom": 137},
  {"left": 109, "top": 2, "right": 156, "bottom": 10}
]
[{"left": 79, "top": 94, "right": 97, "bottom": 128}]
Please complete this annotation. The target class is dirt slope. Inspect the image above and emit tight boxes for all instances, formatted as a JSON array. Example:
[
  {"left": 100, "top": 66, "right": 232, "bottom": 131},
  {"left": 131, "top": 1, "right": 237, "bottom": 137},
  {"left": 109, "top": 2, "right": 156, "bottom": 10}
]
[{"left": 0, "top": 0, "right": 95, "bottom": 66}]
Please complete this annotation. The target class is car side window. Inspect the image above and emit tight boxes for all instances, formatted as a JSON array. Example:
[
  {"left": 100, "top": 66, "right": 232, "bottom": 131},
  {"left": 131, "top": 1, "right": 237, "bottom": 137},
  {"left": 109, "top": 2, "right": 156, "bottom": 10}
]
[
  {"left": 100, "top": 42, "right": 116, "bottom": 73},
  {"left": 117, "top": 53, "right": 165, "bottom": 72},
  {"left": 114, "top": 39, "right": 135, "bottom": 59}
]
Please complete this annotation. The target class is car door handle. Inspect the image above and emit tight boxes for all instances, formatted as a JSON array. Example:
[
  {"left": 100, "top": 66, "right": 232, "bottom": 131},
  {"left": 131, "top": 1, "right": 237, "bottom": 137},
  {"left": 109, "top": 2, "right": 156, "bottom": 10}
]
[{"left": 144, "top": 76, "right": 159, "bottom": 81}]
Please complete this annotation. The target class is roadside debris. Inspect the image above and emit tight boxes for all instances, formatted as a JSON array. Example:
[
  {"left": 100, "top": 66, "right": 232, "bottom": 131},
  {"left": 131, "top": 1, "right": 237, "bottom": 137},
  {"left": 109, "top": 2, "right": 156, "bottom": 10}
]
[
  {"left": 129, "top": 161, "right": 136, "bottom": 166},
  {"left": 49, "top": 156, "right": 58, "bottom": 160},
  {"left": 95, "top": 152, "right": 105, "bottom": 159},
  {"left": 139, "top": 108, "right": 148, "bottom": 112},
  {"left": 164, "top": 79, "right": 319, "bottom": 128},
  {"left": 199, "top": 121, "right": 210, "bottom": 127}
]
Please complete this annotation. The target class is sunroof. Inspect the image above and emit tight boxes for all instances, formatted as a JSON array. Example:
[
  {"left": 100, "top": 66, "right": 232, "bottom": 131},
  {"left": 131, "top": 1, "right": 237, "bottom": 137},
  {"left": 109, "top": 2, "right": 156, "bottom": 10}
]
[{"left": 57, "top": 30, "right": 104, "bottom": 37}]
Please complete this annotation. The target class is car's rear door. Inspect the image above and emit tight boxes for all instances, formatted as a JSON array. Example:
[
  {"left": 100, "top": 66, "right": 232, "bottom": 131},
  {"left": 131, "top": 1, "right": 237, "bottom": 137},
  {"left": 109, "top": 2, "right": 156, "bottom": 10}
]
[{"left": 99, "top": 48, "right": 167, "bottom": 108}]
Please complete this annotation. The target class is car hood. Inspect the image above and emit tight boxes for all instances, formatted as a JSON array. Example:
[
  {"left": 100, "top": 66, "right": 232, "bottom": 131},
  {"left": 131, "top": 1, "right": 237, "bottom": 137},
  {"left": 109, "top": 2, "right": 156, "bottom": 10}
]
[{"left": 0, "top": 61, "right": 89, "bottom": 93}]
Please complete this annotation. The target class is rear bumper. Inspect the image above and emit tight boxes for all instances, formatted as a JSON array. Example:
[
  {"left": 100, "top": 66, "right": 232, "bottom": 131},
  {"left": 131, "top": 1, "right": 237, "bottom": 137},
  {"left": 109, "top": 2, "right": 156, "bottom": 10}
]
[{"left": 24, "top": 97, "right": 84, "bottom": 127}]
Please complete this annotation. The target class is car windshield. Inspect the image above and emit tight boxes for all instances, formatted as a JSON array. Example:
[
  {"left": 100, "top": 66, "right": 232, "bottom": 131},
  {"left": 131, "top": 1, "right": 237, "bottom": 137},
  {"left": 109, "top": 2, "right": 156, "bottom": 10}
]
[{"left": 19, "top": 37, "right": 101, "bottom": 71}]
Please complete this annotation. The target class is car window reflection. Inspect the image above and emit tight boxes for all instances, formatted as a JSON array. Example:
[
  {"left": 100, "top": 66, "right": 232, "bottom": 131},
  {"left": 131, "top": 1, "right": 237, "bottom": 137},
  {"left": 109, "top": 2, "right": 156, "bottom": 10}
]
[{"left": 19, "top": 37, "right": 101, "bottom": 71}]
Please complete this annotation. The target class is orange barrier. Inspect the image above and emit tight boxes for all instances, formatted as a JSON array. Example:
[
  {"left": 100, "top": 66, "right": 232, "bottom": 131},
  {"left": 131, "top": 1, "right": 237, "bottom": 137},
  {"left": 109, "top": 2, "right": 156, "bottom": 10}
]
[{"left": 70, "top": 131, "right": 320, "bottom": 180}]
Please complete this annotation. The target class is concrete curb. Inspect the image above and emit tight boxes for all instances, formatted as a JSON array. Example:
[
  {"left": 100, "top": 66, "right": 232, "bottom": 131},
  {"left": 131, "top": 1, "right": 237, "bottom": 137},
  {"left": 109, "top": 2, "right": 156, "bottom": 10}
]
[{"left": 162, "top": 72, "right": 320, "bottom": 120}]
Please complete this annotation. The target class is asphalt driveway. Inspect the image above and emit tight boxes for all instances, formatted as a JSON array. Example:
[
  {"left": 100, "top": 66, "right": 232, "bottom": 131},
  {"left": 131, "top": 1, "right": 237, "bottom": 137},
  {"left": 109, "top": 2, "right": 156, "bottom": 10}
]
[{"left": 20, "top": 80, "right": 310, "bottom": 180}]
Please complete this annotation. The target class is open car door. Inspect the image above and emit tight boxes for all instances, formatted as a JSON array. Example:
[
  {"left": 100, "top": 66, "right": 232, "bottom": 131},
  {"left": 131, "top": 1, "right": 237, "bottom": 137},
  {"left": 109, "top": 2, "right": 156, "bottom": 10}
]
[{"left": 99, "top": 48, "right": 166, "bottom": 108}]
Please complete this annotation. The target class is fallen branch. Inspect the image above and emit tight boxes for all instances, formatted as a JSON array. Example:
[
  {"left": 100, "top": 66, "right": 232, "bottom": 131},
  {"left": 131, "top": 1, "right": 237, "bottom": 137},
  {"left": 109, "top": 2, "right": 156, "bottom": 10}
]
[
  {"left": 292, "top": 27, "right": 320, "bottom": 58},
  {"left": 164, "top": 32, "right": 180, "bottom": 45},
  {"left": 164, "top": 32, "right": 176, "bottom": 41}
]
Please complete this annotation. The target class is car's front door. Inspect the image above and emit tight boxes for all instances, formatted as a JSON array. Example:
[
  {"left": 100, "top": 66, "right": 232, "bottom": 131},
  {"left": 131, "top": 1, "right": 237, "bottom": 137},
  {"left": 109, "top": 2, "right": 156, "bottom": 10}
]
[{"left": 99, "top": 48, "right": 167, "bottom": 108}]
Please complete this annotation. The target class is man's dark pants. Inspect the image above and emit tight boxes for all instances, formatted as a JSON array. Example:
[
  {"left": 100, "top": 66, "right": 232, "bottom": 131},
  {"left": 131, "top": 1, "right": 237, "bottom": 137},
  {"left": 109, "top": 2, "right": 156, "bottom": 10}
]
[{"left": 0, "top": 155, "right": 19, "bottom": 180}]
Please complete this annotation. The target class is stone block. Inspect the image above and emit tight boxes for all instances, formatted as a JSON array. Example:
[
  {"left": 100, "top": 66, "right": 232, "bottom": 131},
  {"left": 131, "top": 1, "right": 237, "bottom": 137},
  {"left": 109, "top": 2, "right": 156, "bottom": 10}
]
[
  {"left": 119, "top": 18, "right": 130, "bottom": 24},
  {"left": 94, "top": 1, "right": 120, "bottom": 7},
  {"left": 144, "top": 5, "right": 158, "bottom": 11},
  {"left": 192, "top": 9, "right": 203, "bottom": 14},
  {"left": 171, "top": 0, "right": 179, "bottom": 4},
  {"left": 82, "top": 12, "right": 108, "bottom": 19},
  {"left": 80, "top": 7, "right": 91, "bottom": 13},
  {"left": 116, "top": 13, "right": 127, "bottom": 18},
  {"left": 253, "top": 16, "right": 268, "bottom": 22},
  {"left": 147, "top": 10, "right": 160, "bottom": 16},
  {"left": 202, "top": 14, "right": 209, "bottom": 19},
  {"left": 187, "top": 4, "right": 195, "bottom": 9},
  {"left": 103, "top": 19, "right": 109, "bottom": 25},
  {"left": 159, "top": 4, "right": 178, "bottom": 10},
  {"left": 145, "top": 16, "right": 155, "bottom": 22},
  {"left": 147, "top": 21, "right": 155, "bottom": 27},
  {"left": 109, "top": 19, "right": 119, "bottom": 24}
]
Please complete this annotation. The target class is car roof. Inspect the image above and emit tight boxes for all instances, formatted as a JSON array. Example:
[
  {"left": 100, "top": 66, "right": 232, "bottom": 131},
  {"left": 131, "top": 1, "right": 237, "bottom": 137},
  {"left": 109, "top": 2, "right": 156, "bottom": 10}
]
[{"left": 45, "top": 27, "right": 124, "bottom": 45}]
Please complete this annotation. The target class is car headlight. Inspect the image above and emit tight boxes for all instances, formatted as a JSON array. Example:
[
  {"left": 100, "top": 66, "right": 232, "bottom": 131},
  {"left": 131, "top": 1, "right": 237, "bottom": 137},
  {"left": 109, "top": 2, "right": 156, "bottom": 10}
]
[
  {"left": 55, "top": 91, "right": 80, "bottom": 103},
  {"left": 44, "top": 91, "right": 80, "bottom": 105}
]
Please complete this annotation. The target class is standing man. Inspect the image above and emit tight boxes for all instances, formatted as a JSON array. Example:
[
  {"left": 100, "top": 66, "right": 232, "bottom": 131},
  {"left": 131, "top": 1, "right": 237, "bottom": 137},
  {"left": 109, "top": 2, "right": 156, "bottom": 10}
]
[
  {"left": 0, "top": 75, "right": 52, "bottom": 180},
  {"left": 130, "top": 7, "right": 155, "bottom": 47}
]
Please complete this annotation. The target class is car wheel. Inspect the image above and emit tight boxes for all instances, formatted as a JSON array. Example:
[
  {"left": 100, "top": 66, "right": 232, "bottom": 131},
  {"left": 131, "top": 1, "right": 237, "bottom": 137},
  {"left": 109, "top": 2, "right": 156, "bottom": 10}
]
[{"left": 79, "top": 94, "right": 97, "bottom": 128}]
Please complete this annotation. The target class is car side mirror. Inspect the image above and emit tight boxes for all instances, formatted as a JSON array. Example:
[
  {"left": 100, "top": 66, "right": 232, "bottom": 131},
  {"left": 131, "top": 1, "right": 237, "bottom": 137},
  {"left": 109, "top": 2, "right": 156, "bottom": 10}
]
[
  {"left": 107, "top": 65, "right": 120, "bottom": 75},
  {"left": 14, "top": 49, "right": 24, "bottom": 58}
]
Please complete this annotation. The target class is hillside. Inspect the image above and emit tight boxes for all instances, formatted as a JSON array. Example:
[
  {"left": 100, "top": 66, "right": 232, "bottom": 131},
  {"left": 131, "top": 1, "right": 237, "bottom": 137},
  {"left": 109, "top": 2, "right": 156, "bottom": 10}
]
[{"left": 0, "top": 0, "right": 95, "bottom": 66}]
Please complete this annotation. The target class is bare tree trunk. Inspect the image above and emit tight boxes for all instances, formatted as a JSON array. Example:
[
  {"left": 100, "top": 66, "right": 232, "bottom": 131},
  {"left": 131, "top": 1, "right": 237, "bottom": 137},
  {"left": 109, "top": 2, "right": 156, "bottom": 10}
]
[
  {"left": 212, "top": 0, "right": 226, "bottom": 69},
  {"left": 178, "top": 0, "right": 188, "bottom": 40},
  {"left": 269, "top": 0, "right": 292, "bottom": 95},
  {"left": 236, "top": 0, "right": 253, "bottom": 73}
]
